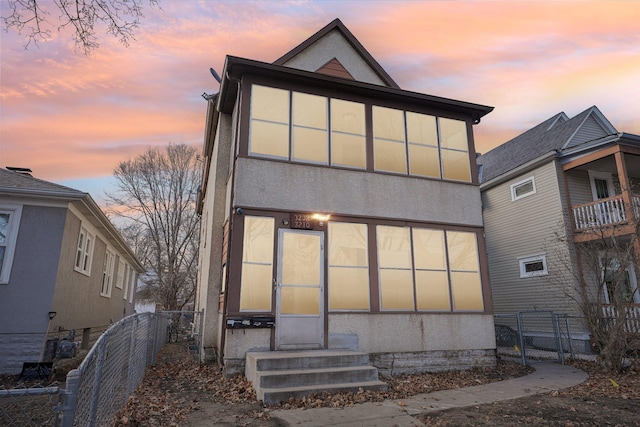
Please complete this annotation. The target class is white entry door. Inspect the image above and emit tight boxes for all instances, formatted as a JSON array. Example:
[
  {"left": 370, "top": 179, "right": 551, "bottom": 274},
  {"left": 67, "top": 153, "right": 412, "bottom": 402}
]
[{"left": 275, "top": 229, "right": 324, "bottom": 350}]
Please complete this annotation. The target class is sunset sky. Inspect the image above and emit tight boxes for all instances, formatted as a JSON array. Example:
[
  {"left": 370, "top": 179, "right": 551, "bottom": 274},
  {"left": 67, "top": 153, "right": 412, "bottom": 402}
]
[{"left": 1, "top": 0, "right": 639, "bottom": 204}]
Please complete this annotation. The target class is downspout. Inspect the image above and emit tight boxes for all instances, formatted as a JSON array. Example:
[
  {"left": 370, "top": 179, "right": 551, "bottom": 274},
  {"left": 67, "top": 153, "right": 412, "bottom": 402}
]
[{"left": 219, "top": 72, "right": 242, "bottom": 367}]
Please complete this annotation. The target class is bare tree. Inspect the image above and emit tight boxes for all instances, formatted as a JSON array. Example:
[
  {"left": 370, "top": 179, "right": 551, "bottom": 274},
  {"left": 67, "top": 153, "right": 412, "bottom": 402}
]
[
  {"left": 2, "top": 0, "right": 159, "bottom": 53},
  {"left": 107, "top": 144, "right": 201, "bottom": 311},
  {"left": 551, "top": 197, "right": 640, "bottom": 372}
]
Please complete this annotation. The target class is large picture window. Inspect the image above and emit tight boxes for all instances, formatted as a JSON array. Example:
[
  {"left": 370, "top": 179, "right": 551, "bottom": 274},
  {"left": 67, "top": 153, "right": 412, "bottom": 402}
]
[
  {"left": 240, "top": 216, "right": 275, "bottom": 311},
  {"left": 248, "top": 84, "right": 472, "bottom": 181},
  {"left": 376, "top": 225, "right": 484, "bottom": 311},
  {"left": 328, "top": 222, "right": 370, "bottom": 310}
]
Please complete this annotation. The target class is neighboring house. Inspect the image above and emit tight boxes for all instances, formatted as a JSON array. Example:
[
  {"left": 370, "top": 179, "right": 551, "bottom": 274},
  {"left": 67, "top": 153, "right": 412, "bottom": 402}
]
[
  {"left": 196, "top": 19, "right": 496, "bottom": 376},
  {"left": 0, "top": 167, "right": 144, "bottom": 374},
  {"left": 478, "top": 106, "right": 640, "bottom": 352}
]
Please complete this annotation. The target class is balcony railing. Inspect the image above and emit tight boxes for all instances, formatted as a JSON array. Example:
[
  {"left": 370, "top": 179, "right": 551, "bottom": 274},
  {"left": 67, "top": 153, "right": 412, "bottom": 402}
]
[
  {"left": 572, "top": 194, "right": 640, "bottom": 232},
  {"left": 601, "top": 304, "right": 640, "bottom": 334}
]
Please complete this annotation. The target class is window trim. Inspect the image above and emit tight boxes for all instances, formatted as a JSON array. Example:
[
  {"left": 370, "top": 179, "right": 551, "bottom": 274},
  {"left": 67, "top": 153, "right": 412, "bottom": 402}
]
[
  {"left": 510, "top": 176, "right": 536, "bottom": 201},
  {"left": 518, "top": 254, "right": 548, "bottom": 278},
  {"left": 0, "top": 204, "right": 23, "bottom": 284},
  {"left": 74, "top": 226, "right": 94, "bottom": 276}
]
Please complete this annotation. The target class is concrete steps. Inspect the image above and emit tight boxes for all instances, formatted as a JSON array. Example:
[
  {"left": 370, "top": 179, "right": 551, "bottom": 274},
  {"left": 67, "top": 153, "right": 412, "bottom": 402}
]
[{"left": 245, "top": 350, "right": 387, "bottom": 405}]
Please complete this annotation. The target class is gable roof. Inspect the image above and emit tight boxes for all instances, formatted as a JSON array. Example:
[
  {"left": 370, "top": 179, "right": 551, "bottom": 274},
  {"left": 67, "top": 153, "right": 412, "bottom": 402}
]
[
  {"left": 0, "top": 168, "right": 144, "bottom": 272},
  {"left": 0, "top": 168, "right": 85, "bottom": 197},
  {"left": 273, "top": 18, "right": 400, "bottom": 89},
  {"left": 478, "top": 106, "right": 619, "bottom": 183}
]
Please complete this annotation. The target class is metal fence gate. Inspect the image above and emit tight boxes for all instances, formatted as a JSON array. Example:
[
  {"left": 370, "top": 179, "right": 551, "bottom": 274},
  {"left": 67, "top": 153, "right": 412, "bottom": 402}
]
[{"left": 494, "top": 311, "right": 575, "bottom": 365}]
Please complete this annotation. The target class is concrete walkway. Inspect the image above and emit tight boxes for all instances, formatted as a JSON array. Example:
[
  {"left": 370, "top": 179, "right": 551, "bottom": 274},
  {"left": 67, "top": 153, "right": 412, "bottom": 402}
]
[{"left": 269, "top": 361, "right": 588, "bottom": 426}]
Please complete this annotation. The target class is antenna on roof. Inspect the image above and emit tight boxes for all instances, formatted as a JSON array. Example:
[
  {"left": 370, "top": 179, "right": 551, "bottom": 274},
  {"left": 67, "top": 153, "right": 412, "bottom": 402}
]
[{"left": 210, "top": 68, "right": 221, "bottom": 83}]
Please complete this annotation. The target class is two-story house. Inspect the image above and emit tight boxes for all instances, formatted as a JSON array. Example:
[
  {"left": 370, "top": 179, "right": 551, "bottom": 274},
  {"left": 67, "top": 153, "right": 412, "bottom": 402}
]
[
  {"left": 0, "top": 167, "right": 144, "bottom": 374},
  {"left": 478, "top": 106, "right": 640, "bottom": 353},
  {"left": 195, "top": 19, "right": 496, "bottom": 386}
]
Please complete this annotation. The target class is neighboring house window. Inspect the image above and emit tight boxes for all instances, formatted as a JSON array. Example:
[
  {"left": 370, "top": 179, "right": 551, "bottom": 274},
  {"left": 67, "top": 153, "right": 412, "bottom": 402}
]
[
  {"left": 248, "top": 84, "right": 472, "bottom": 181},
  {"left": 127, "top": 269, "right": 136, "bottom": 303},
  {"left": 511, "top": 176, "right": 536, "bottom": 201},
  {"left": 376, "top": 225, "right": 484, "bottom": 311},
  {"left": 74, "top": 227, "right": 94, "bottom": 275},
  {"left": 0, "top": 204, "right": 22, "bottom": 284},
  {"left": 239, "top": 216, "right": 274, "bottom": 311},
  {"left": 601, "top": 256, "right": 639, "bottom": 304},
  {"left": 328, "top": 222, "right": 370, "bottom": 311},
  {"left": 101, "top": 250, "right": 115, "bottom": 297},
  {"left": 518, "top": 254, "right": 548, "bottom": 278},
  {"left": 588, "top": 170, "right": 615, "bottom": 201},
  {"left": 116, "top": 260, "right": 126, "bottom": 289}
]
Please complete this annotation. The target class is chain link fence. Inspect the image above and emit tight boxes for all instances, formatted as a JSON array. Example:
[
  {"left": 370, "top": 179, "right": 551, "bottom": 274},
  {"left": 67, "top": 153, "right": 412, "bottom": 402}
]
[
  {"left": 0, "top": 310, "right": 203, "bottom": 426},
  {"left": 494, "top": 311, "right": 582, "bottom": 365}
]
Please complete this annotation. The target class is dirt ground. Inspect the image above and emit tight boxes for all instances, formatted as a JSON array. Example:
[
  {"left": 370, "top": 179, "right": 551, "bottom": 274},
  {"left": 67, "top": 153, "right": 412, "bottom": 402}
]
[{"left": 115, "top": 343, "right": 640, "bottom": 426}]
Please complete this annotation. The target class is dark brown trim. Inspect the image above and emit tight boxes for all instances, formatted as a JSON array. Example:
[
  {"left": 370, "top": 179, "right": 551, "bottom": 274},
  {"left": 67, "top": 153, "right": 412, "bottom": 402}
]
[
  {"left": 240, "top": 77, "right": 481, "bottom": 187},
  {"left": 226, "top": 208, "right": 492, "bottom": 316}
]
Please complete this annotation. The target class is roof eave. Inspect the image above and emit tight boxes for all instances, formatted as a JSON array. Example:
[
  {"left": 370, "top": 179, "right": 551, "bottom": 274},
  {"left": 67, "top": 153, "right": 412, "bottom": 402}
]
[{"left": 219, "top": 55, "right": 493, "bottom": 120}]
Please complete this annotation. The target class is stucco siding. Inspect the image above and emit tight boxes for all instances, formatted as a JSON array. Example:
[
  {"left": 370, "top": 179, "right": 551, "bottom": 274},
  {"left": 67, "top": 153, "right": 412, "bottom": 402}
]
[
  {"left": 280, "top": 31, "right": 386, "bottom": 86},
  {"left": 197, "top": 113, "right": 233, "bottom": 352},
  {"left": 482, "top": 161, "right": 577, "bottom": 316},
  {"left": 234, "top": 157, "right": 483, "bottom": 226},
  {"left": 328, "top": 313, "right": 495, "bottom": 353}
]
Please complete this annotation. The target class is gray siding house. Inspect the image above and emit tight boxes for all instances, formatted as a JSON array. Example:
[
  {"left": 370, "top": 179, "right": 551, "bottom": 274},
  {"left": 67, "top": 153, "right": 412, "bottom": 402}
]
[
  {"left": 0, "top": 168, "right": 144, "bottom": 374},
  {"left": 478, "top": 106, "right": 640, "bottom": 352},
  {"left": 195, "top": 18, "right": 497, "bottom": 382}
]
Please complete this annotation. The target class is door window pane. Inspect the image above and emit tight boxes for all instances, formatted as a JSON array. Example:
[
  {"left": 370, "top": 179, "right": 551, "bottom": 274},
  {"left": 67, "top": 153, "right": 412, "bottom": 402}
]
[
  {"left": 250, "top": 85, "right": 290, "bottom": 159},
  {"left": 240, "top": 216, "right": 274, "bottom": 311},
  {"left": 281, "top": 287, "right": 320, "bottom": 315},
  {"left": 281, "top": 233, "right": 321, "bottom": 286},
  {"left": 292, "top": 92, "right": 328, "bottom": 164},
  {"left": 328, "top": 222, "right": 370, "bottom": 310}
]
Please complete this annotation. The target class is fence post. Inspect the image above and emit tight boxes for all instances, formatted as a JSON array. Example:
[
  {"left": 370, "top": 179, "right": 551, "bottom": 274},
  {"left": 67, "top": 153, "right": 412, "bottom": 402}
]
[
  {"left": 59, "top": 369, "right": 80, "bottom": 427},
  {"left": 88, "top": 336, "right": 107, "bottom": 425},
  {"left": 516, "top": 312, "right": 527, "bottom": 365},
  {"left": 127, "top": 315, "right": 139, "bottom": 394},
  {"left": 552, "top": 314, "right": 566, "bottom": 364}
]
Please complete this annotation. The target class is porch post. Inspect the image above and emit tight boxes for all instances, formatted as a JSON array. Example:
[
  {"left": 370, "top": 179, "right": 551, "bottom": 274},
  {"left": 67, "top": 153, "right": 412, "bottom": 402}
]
[{"left": 614, "top": 150, "right": 635, "bottom": 223}]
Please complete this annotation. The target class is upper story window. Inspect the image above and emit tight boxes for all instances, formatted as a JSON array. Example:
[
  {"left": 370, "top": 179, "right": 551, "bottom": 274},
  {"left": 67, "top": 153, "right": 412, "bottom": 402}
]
[
  {"left": 75, "top": 226, "right": 94, "bottom": 276},
  {"left": 248, "top": 84, "right": 472, "bottom": 182},
  {"left": 511, "top": 176, "right": 536, "bottom": 201},
  {"left": 0, "top": 204, "right": 22, "bottom": 284}
]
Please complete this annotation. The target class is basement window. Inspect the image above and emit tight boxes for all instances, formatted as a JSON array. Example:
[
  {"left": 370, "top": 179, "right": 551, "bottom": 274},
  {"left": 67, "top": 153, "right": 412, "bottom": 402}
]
[{"left": 519, "top": 254, "right": 548, "bottom": 278}]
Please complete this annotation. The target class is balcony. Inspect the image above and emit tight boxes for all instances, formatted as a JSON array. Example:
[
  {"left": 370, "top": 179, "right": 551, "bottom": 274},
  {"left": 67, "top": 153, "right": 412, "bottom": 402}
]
[{"left": 572, "top": 194, "right": 640, "bottom": 233}]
